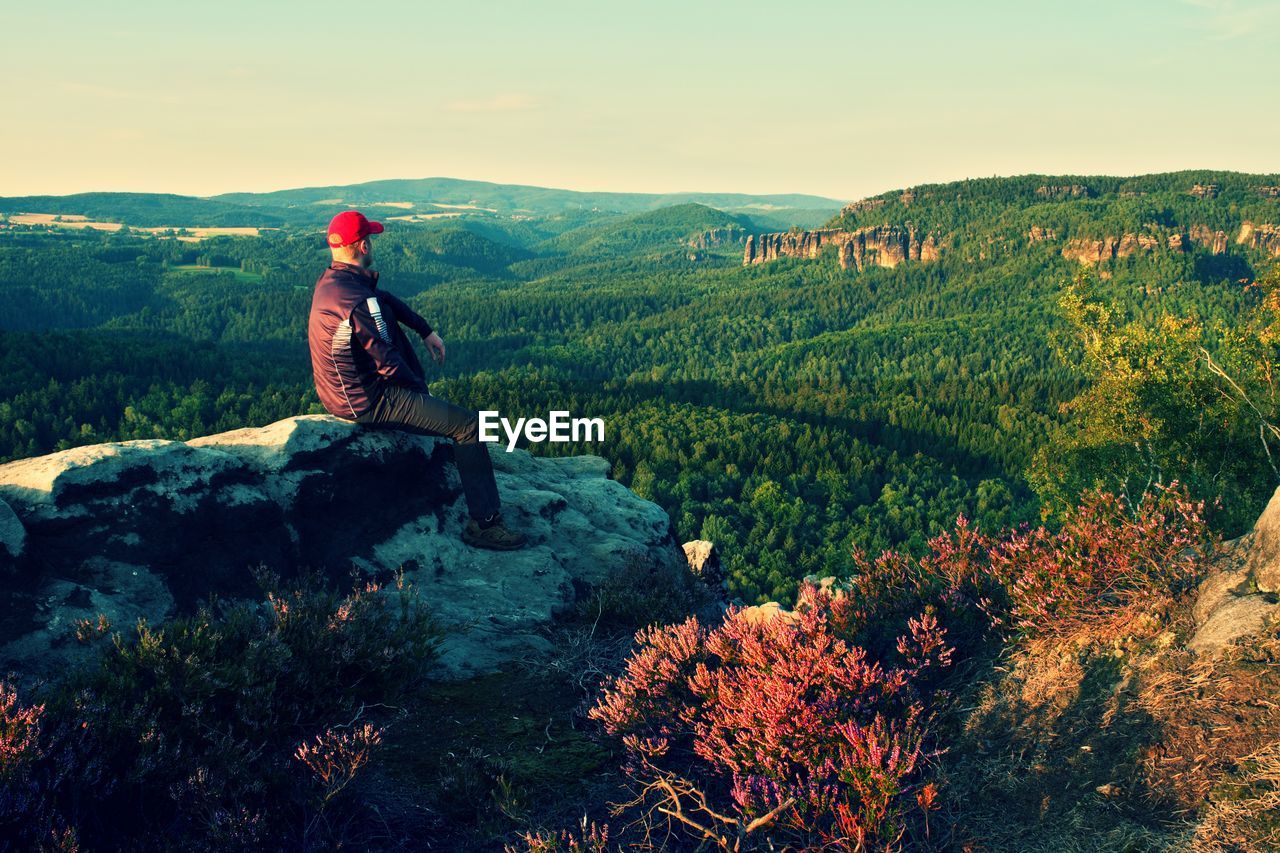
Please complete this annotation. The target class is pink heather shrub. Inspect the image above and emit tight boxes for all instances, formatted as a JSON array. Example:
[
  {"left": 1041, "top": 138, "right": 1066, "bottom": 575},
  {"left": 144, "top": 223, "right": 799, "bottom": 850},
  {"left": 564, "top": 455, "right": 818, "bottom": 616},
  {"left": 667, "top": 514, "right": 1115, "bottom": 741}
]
[
  {"left": 0, "top": 681, "right": 87, "bottom": 851},
  {"left": 821, "top": 512, "right": 1006, "bottom": 668},
  {"left": 0, "top": 682, "right": 42, "bottom": 770},
  {"left": 506, "top": 817, "right": 611, "bottom": 853},
  {"left": 295, "top": 722, "right": 385, "bottom": 805},
  {"left": 589, "top": 587, "right": 946, "bottom": 849},
  {"left": 584, "top": 485, "right": 1210, "bottom": 849},
  {"left": 986, "top": 483, "right": 1211, "bottom": 636}
]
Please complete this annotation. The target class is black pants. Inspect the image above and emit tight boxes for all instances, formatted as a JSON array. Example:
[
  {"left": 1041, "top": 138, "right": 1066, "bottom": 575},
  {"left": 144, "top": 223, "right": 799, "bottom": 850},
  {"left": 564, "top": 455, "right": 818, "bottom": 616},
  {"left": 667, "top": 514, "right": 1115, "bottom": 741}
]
[{"left": 353, "top": 383, "right": 501, "bottom": 521}]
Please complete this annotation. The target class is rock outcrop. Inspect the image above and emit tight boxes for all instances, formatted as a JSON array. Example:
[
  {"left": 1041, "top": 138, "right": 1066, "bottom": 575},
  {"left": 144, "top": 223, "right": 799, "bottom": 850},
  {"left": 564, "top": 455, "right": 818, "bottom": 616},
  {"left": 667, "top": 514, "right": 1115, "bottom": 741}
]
[
  {"left": 1188, "top": 224, "right": 1230, "bottom": 255},
  {"left": 744, "top": 225, "right": 941, "bottom": 271},
  {"left": 839, "top": 197, "right": 887, "bottom": 217},
  {"left": 688, "top": 226, "right": 748, "bottom": 249},
  {"left": 1190, "top": 484, "right": 1280, "bottom": 653},
  {"left": 1037, "top": 184, "right": 1091, "bottom": 199},
  {"left": 1061, "top": 233, "right": 1166, "bottom": 264},
  {"left": 0, "top": 416, "right": 691, "bottom": 681},
  {"left": 1054, "top": 223, "right": 1253, "bottom": 264},
  {"left": 1189, "top": 183, "right": 1220, "bottom": 199},
  {"left": 1237, "top": 221, "right": 1280, "bottom": 257},
  {"left": 682, "top": 539, "right": 732, "bottom": 605}
]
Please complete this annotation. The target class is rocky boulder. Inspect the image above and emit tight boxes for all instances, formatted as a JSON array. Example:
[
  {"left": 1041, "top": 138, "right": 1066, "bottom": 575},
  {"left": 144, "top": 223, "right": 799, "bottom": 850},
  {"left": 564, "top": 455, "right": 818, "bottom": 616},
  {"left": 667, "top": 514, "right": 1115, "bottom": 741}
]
[
  {"left": 0, "top": 416, "right": 689, "bottom": 681},
  {"left": 1189, "top": 484, "right": 1280, "bottom": 653},
  {"left": 682, "top": 539, "right": 732, "bottom": 605}
]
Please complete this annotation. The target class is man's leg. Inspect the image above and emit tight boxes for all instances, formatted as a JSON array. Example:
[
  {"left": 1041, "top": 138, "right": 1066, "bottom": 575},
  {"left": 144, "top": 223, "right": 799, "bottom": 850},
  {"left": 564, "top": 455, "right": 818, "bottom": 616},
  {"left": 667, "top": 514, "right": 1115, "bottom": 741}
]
[{"left": 355, "top": 384, "right": 501, "bottom": 522}]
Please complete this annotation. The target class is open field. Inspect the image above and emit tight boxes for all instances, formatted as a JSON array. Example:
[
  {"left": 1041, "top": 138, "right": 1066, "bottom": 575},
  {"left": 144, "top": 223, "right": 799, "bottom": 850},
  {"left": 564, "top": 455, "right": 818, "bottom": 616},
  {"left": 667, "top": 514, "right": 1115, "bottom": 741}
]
[
  {"left": 429, "top": 202, "right": 498, "bottom": 212},
  {"left": 139, "top": 226, "right": 265, "bottom": 240},
  {"left": 167, "top": 263, "right": 264, "bottom": 282},
  {"left": 387, "top": 212, "right": 466, "bottom": 222},
  {"left": 8, "top": 213, "right": 123, "bottom": 231},
  {"left": 3, "top": 215, "right": 270, "bottom": 241}
]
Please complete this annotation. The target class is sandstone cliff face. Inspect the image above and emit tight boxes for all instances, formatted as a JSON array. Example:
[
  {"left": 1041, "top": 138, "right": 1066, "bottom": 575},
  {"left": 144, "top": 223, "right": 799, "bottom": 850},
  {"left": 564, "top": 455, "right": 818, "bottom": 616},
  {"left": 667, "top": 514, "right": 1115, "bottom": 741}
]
[
  {"left": 1189, "top": 183, "right": 1220, "bottom": 199},
  {"left": 0, "top": 416, "right": 693, "bottom": 681},
  {"left": 688, "top": 226, "right": 748, "bottom": 249},
  {"left": 744, "top": 225, "right": 941, "bottom": 271},
  {"left": 1188, "top": 224, "right": 1230, "bottom": 254},
  {"left": 1060, "top": 233, "right": 1166, "bottom": 264},
  {"left": 839, "top": 197, "right": 887, "bottom": 217},
  {"left": 1064, "top": 230, "right": 1203, "bottom": 263},
  {"left": 1049, "top": 223, "right": 1257, "bottom": 264},
  {"left": 1037, "top": 184, "right": 1091, "bottom": 198},
  {"left": 838, "top": 190, "right": 919, "bottom": 217},
  {"left": 1237, "top": 221, "right": 1280, "bottom": 257}
]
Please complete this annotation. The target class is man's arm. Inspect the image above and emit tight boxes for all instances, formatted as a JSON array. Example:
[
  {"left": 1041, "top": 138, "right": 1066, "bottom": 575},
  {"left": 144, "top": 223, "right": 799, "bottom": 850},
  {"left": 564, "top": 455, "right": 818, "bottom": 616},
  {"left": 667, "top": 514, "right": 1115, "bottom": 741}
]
[
  {"left": 378, "top": 290, "right": 434, "bottom": 339},
  {"left": 379, "top": 289, "right": 445, "bottom": 364},
  {"left": 348, "top": 298, "right": 429, "bottom": 392}
]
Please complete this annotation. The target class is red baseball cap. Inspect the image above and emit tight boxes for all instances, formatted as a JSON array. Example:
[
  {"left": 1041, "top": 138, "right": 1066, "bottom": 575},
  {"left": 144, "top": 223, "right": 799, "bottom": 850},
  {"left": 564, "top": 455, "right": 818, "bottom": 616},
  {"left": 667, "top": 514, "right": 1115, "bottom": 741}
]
[{"left": 327, "top": 210, "right": 384, "bottom": 247}]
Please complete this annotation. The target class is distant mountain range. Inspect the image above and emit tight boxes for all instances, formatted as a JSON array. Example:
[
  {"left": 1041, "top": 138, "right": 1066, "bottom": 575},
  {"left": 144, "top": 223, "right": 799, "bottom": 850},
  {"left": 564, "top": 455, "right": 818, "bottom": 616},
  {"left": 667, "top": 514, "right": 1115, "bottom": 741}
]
[{"left": 0, "top": 177, "right": 845, "bottom": 232}]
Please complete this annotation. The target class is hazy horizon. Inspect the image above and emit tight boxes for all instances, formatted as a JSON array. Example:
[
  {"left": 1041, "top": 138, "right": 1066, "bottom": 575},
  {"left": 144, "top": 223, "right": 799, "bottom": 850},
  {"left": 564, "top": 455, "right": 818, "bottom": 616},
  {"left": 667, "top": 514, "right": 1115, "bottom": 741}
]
[
  {"left": 7, "top": 166, "right": 1278, "bottom": 206},
  {"left": 5, "top": 0, "right": 1279, "bottom": 200}
]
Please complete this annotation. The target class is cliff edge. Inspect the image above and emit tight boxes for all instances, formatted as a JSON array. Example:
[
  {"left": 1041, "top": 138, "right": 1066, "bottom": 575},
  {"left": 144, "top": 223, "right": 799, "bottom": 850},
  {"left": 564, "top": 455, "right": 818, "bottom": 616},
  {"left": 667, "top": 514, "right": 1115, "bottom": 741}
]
[{"left": 0, "top": 415, "right": 694, "bottom": 681}]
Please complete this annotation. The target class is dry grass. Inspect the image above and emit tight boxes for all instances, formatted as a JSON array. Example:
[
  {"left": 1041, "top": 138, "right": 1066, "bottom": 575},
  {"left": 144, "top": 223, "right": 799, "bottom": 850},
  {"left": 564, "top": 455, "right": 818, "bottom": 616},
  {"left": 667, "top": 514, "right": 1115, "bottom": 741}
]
[
  {"left": 938, "top": 585, "right": 1280, "bottom": 852},
  {"left": 1191, "top": 741, "right": 1280, "bottom": 852}
]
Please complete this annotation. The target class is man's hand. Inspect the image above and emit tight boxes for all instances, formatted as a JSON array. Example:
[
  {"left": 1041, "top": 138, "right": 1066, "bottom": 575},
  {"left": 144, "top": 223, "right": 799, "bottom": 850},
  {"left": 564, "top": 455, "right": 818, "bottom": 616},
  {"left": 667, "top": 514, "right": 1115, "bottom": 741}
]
[{"left": 425, "top": 331, "right": 446, "bottom": 365}]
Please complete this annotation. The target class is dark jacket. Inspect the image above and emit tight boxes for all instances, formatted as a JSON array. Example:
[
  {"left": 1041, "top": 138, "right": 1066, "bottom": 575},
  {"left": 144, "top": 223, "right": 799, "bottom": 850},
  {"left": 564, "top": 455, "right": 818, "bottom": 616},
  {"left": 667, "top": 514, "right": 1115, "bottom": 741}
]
[{"left": 308, "top": 261, "right": 435, "bottom": 419}]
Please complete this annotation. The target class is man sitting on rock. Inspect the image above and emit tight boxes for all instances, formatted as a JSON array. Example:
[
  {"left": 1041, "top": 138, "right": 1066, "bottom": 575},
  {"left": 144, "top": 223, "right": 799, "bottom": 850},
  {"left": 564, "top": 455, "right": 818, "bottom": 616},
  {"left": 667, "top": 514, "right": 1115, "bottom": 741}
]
[{"left": 307, "top": 210, "right": 527, "bottom": 550}]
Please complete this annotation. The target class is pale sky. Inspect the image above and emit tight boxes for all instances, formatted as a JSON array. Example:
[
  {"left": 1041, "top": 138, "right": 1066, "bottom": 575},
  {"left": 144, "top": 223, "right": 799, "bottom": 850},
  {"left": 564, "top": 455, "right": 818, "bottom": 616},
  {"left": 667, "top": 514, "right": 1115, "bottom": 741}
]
[{"left": 4, "top": 0, "right": 1278, "bottom": 201}]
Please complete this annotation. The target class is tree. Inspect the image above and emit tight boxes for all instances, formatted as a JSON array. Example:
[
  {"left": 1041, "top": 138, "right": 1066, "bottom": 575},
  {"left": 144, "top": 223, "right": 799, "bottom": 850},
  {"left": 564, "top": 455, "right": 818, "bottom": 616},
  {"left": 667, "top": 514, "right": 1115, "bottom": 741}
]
[{"left": 1030, "top": 265, "right": 1280, "bottom": 534}]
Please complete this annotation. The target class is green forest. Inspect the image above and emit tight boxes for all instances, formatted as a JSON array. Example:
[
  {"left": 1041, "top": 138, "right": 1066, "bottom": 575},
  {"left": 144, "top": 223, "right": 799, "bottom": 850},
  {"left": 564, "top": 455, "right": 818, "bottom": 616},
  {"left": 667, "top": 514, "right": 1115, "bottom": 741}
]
[{"left": 2, "top": 169, "right": 1277, "bottom": 606}]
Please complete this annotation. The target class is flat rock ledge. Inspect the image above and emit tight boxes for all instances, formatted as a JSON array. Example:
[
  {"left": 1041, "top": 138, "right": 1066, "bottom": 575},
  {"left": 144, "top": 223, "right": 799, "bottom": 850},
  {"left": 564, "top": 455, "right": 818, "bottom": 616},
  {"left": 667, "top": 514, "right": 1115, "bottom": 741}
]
[{"left": 0, "top": 415, "right": 687, "bottom": 681}]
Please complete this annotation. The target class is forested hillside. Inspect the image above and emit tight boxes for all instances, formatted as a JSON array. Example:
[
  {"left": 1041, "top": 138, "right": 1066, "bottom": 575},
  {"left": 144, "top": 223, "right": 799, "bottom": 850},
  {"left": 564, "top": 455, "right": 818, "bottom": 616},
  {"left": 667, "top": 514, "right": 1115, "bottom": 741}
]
[{"left": 2, "top": 171, "right": 1277, "bottom": 606}]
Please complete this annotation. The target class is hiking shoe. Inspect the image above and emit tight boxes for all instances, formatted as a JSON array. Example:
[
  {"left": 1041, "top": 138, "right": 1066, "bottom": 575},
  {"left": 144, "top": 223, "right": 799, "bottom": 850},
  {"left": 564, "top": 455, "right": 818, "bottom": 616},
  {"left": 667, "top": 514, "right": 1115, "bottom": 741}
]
[{"left": 462, "top": 514, "right": 528, "bottom": 550}]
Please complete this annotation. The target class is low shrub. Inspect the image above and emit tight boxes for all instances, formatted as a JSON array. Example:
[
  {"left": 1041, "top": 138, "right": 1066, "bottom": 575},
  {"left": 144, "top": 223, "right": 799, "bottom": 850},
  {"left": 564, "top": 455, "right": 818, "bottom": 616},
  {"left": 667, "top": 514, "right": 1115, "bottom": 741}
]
[
  {"left": 508, "top": 816, "right": 612, "bottom": 853},
  {"left": 571, "top": 485, "right": 1212, "bottom": 851},
  {"left": 989, "top": 483, "right": 1211, "bottom": 638},
  {"left": 588, "top": 587, "right": 947, "bottom": 850},
  {"left": 569, "top": 548, "right": 711, "bottom": 632},
  {"left": 0, "top": 568, "right": 442, "bottom": 850}
]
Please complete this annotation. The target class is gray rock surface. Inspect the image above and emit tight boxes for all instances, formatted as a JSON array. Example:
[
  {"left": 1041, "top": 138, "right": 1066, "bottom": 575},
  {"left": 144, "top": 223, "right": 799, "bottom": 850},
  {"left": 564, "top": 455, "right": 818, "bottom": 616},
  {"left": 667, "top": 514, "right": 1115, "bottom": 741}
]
[
  {"left": 1189, "top": 486, "right": 1280, "bottom": 654},
  {"left": 0, "top": 497, "right": 24, "bottom": 560},
  {"left": 0, "top": 415, "right": 687, "bottom": 680},
  {"left": 1240, "top": 484, "right": 1280, "bottom": 594},
  {"left": 1188, "top": 591, "right": 1279, "bottom": 654}
]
